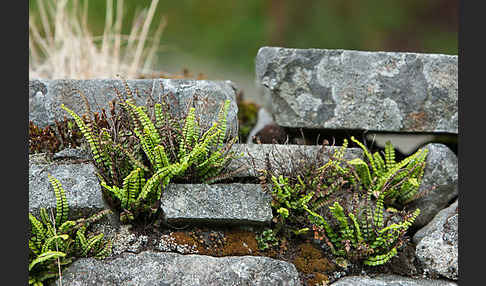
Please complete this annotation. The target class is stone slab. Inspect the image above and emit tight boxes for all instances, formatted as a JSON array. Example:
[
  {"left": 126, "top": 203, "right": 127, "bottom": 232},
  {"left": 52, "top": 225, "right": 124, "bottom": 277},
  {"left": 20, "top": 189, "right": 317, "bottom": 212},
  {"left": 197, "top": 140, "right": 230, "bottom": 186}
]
[
  {"left": 56, "top": 251, "right": 302, "bottom": 286},
  {"left": 29, "top": 157, "right": 108, "bottom": 219},
  {"left": 256, "top": 47, "right": 457, "bottom": 133},
  {"left": 161, "top": 183, "right": 272, "bottom": 225},
  {"left": 414, "top": 200, "right": 458, "bottom": 280},
  {"left": 29, "top": 79, "right": 238, "bottom": 136},
  {"left": 229, "top": 143, "right": 363, "bottom": 177},
  {"left": 408, "top": 143, "right": 458, "bottom": 228},
  {"left": 331, "top": 274, "right": 457, "bottom": 286}
]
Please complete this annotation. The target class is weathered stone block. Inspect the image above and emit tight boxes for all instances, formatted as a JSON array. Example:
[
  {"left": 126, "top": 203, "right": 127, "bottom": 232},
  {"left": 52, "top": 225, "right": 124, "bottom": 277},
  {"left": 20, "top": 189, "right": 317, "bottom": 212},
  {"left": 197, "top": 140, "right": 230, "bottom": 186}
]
[
  {"left": 56, "top": 251, "right": 302, "bottom": 286},
  {"left": 161, "top": 183, "right": 272, "bottom": 225},
  {"left": 330, "top": 274, "right": 457, "bottom": 286},
  {"left": 409, "top": 143, "right": 458, "bottom": 228},
  {"left": 229, "top": 143, "right": 363, "bottom": 177},
  {"left": 29, "top": 157, "right": 108, "bottom": 219},
  {"left": 256, "top": 47, "right": 457, "bottom": 133},
  {"left": 414, "top": 200, "right": 458, "bottom": 280},
  {"left": 29, "top": 79, "right": 238, "bottom": 135}
]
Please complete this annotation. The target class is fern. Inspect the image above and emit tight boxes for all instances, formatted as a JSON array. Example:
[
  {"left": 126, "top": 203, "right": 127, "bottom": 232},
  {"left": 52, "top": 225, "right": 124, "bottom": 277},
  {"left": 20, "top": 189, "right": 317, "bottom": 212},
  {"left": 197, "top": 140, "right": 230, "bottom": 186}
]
[
  {"left": 29, "top": 175, "right": 112, "bottom": 285},
  {"left": 349, "top": 136, "right": 428, "bottom": 207},
  {"left": 63, "top": 81, "right": 240, "bottom": 223},
  {"left": 61, "top": 104, "right": 110, "bottom": 171},
  {"left": 47, "top": 174, "right": 69, "bottom": 227}
]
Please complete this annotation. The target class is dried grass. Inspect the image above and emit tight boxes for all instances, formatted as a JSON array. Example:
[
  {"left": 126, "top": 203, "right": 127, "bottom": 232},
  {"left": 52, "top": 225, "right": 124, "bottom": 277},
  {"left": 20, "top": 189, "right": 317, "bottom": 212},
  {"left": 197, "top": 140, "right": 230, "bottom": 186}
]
[{"left": 29, "top": 0, "right": 166, "bottom": 79}]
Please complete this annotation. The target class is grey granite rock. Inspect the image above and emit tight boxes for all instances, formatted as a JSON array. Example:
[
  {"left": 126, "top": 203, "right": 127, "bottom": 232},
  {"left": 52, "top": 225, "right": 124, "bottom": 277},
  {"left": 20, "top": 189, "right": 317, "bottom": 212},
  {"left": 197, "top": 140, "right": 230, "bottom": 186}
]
[
  {"left": 229, "top": 144, "right": 363, "bottom": 177},
  {"left": 414, "top": 200, "right": 458, "bottom": 280},
  {"left": 29, "top": 79, "right": 238, "bottom": 136},
  {"left": 56, "top": 251, "right": 301, "bottom": 286},
  {"left": 409, "top": 143, "right": 458, "bottom": 228},
  {"left": 52, "top": 147, "right": 91, "bottom": 160},
  {"left": 161, "top": 184, "right": 272, "bottom": 225},
  {"left": 331, "top": 274, "right": 457, "bottom": 286},
  {"left": 29, "top": 156, "right": 108, "bottom": 219},
  {"left": 256, "top": 47, "right": 457, "bottom": 133}
]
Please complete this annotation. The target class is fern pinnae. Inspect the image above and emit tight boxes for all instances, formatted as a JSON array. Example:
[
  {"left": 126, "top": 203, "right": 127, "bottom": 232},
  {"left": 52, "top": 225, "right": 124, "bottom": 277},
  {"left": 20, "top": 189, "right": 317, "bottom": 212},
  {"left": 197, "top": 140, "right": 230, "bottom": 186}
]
[
  {"left": 216, "top": 100, "right": 230, "bottom": 148},
  {"left": 351, "top": 136, "right": 378, "bottom": 175},
  {"left": 385, "top": 141, "right": 396, "bottom": 171},
  {"left": 41, "top": 234, "right": 69, "bottom": 254},
  {"left": 47, "top": 174, "right": 69, "bottom": 226},
  {"left": 75, "top": 227, "right": 88, "bottom": 253},
  {"left": 29, "top": 213, "right": 46, "bottom": 251},
  {"left": 179, "top": 107, "right": 196, "bottom": 158},
  {"left": 29, "top": 251, "right": 66, "bottom": 272},
  {"left": 61, "top": 104, "right": 103, "bottom": 166},
  {"left": 373, "top": 193, "right": 385, "bottom": 229},
  {"left": 39, "top": 208, "right": 55, "bottom": 237},
  {"left": 95, "top": 240, "right": 112, "bottom": 259},
  {"left": 82, "top": 233, "right": 104, "bottom": 257},
  {"left": 364, "top": 247, "right": 397, "bottom": 266},
  {"left": 373, "top": 152, "right": 386, "bottom": 177}
]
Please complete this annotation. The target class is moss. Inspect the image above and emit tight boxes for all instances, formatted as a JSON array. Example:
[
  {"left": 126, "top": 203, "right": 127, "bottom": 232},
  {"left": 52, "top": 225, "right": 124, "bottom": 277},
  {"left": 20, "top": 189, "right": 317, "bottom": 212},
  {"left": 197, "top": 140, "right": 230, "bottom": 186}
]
[
  {"left": 222, "top": 230, "right": 259, "bottom": 256},
  {"left": 293, "top": 243, "right": 335, "bottom": 285},
  {"left": 308, "top": 272, "right": 330, "bottom": 286}
]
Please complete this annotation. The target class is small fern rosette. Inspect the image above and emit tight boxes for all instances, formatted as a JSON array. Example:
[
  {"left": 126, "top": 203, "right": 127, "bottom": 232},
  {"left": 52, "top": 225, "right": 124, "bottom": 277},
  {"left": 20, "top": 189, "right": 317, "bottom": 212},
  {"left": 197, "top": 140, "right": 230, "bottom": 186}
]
[{"left": 62, "top": 81, "right": 240, "bottom": 222}]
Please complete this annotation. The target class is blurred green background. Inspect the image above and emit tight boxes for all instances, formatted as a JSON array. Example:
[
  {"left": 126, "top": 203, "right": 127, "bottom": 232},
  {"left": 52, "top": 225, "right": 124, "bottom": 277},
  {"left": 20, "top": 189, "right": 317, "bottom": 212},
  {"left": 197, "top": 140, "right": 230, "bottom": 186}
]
[{"left": 29, "top": 0, "right": 458, "bottom": 101}]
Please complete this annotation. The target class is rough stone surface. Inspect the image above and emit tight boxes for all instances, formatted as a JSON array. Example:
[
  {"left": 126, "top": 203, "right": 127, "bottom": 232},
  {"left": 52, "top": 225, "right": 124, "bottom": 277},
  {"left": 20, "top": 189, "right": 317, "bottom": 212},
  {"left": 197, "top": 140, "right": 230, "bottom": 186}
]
[
  {"left": 56, "top": 251, "right": 302, "bottom": 286},
  {"left": 29, "top": 156, "right": 108, "bottom": 219},
  {"left": 414, "top": 200, "right": 458, "bottom": 280},
  {"left": 331, "top": 274, "right": 457, "bottom": 286},
  {"left": 256, "top": 47, "right": 457, "bottom": 133},
  {"left": 229, "top": 144, "right": 363, "bottom": 177},
  {"left": 161, "top": 184, "right": 272, "bottom": 225},
  {"left": 409, "top": 143, "right": 458, "bottom": 228},
  {"left": 53, "top": 147, "right": 91, "bottom": 160},
  {"left": 29, "top": 79, "right": 238, "bottom": 136}
]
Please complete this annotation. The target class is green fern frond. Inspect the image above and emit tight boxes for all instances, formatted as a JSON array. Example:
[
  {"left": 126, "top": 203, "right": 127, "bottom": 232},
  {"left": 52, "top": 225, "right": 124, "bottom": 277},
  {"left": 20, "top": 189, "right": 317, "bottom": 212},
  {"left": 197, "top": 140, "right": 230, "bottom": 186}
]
[
  {"left": 348, "top": 158, "right": 372, "bottom": 189},
  {"left": 137, "top": 165, "right": 174, "bottom": 205},
  {"left": 41, "top": 234, "right": 69, "bottom": 254},
  {"left": 85, "top": 209, "right": 112, "bottom": 227},
  {"left": 348, "top": 213, "right": 363, "bottom": 244},
  {"left": 179, "top": 107, "right": 197, "bottom": 158},
  {"left": 47, "top": 174, "right": 69, "bottom": 226},
  {"left": 81, "top": 233, "right": 104, "bottom": 257},
  {"left": 127, "top": 102, "right": 161, "bottom": 146},
  {"left": 351, "top": 136, "right": 377, "bottom": 175},
  {"left": 216, "top": 100, "right": 230, "bottom": 148},
  {"left": 154, "top": 103, "right": 165, "bottom": 129},
  {"left": 364, "top": 247, "right": 397, "bottom": 266},
  {"left": 29, "top": 213, "right": 46, "bottom": 250},
  {"left": 373, "top": 193, "right": 385, "bottom": 229},
  {"left": 373, "top": 152, "right": 386, "bottom": 177},
  {"left": 95, "top": 239, "right": 112, "bottom": 259},
  {"left": 121, "top": 168, "right": 144, "bottom": 210},
  {"left": 385, "top": 141, "right": 396, "bottom": 171},
  {"left": 75, "top": 227, "right": 88, "bottom": 253},
  {"left": 61, "top": 104, "right": 109, "bottom": 169},
  {"left": 39, "top": 208, "right": 55, "bottom": 237},
  {"left": 29, "top": 251, "right": 66, "bottom": 271},
  {"left": 58, "top": 220, "right": 76, "bottom": 234},
  {"left": 329, "top": 202, "right": 354, "bottom": 242},
  {"left": 153, "top": 145, "right": 170, "bottom": 171}
]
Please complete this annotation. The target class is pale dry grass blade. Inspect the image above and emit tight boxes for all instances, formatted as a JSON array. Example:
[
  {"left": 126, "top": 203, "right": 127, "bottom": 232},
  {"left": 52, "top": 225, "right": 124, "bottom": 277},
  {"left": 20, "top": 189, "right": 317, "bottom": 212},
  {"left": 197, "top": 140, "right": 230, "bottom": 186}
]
[
  {"left": 37, "top": 0, "right": 54, "bottom": 47},
  {"left": 113, "top": 0, "right": 124, "bottom": 72},
  {"left": 143, "top": 16, "right": 167, "bottom": 73},
  {"left": 129, "top": 0, "right": 159, "bottom": 76},
  {"left": 29, "top": 0, "right": 165, "bottom": 79}
]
